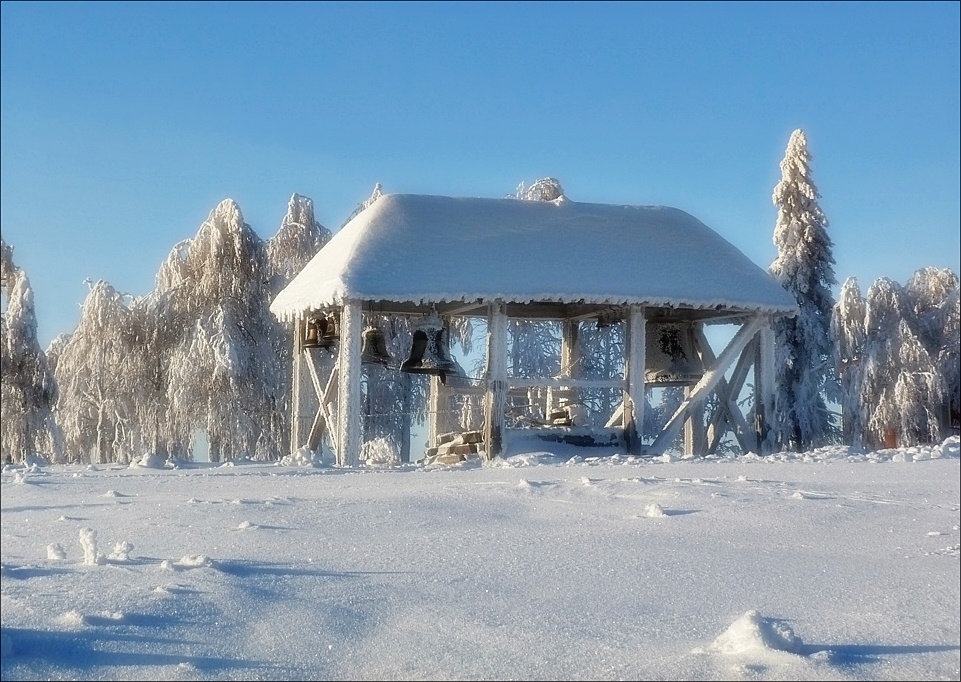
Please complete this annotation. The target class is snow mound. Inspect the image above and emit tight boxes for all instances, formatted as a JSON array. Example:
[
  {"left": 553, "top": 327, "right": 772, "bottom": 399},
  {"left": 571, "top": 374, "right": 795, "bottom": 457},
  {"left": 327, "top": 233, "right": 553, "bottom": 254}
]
[
  {"left": 279, "top": 445, "right": 328, "bottom": 467},
  {"left": 129, "top": 452, "right": 171, "bottom": 469},
  {"left": 701, "top": 609, "right": 802, "bottom": 658},
  {"left": 644, "top": 503, "right": 667, "bottom": 518},
  {"left": 941, "top": 435, "right": 960, "bottom": 459}
]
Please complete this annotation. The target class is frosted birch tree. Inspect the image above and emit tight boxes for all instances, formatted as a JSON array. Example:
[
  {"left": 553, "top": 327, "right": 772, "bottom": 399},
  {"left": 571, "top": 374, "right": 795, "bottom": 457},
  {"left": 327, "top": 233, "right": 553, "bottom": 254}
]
[
  {"left": 831, "top": 277, "right": 867, "bottom": 449},
  {"left": 769, "top": 129, "right": 838, "bottom": 451},
  {"left": 0, "top": 238, "right": 62, "bottom": 463},
  {"left": 160, "top": 199, "right": 277, "bottom": 462},
  {"left": 860, "top": 277, "right": 909, "bottom": 448},
  {"left": 53, "top": 280, "right": 137, "bottom": 463}
]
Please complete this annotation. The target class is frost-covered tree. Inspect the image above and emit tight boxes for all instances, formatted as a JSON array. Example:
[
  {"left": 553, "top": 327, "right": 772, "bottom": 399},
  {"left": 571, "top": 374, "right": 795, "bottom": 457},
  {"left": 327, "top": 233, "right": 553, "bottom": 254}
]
[
  {"left": 769, "top": 129, "right": 838, "bottom": 451},
  {"left": 937, "top": 285, "right": 960, "bottom": 434},
  {"left": 892, "top": 319, "right": 941, "bottom": 445},
  {"left": 831, "top": 277, "right": 867, "bottom": 449},
  {"left": 1, "top": 238, "right": 62, "bottom": 463},
  {"left": 160, "top": 199, "right": 278, "bottom": 462},
  {"left": 266, "top": 194, "right": 332, "bottom": 457},
  {"left": 860, "top": 277, "right": 910, "bottom": 448},
  {"left": 514, "top": 177, "right": 565, "bottom": 201},
  {"left": 53, "top": 280, "right": 137, "bottom": 463}
]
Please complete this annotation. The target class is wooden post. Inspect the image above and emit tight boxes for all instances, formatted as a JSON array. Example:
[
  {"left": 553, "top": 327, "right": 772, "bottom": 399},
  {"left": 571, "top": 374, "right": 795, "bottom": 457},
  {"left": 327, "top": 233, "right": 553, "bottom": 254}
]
[
  {"left": 755, "top": 315, "right": 776, "bottom": 455},
  {"left": 560, "top": 319, "right": 580, "bottom": 416},
  {"left": 624, "top": 305, "right": 646, "bottom": 455},
  {"left": 337, "top": 300, "right": 362, "bottom": 466},
  {"left": 290, "top": 316, "right": 304, "bottom": 456},
  {"left": 428, "top": 374, "right": 446, "bottom": 448},
  {"left": 483, "top": 301, "right": 508, "bottom": 459}
]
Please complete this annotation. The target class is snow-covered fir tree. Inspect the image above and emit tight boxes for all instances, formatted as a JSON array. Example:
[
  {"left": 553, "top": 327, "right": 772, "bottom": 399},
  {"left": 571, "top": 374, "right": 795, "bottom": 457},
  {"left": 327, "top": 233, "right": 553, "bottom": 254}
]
[
  {"left": 769, "top": 129, "right": 838, "bottom": 451},
  {"left": 1, "top": 238, "right": 62, "bottom": 463}
]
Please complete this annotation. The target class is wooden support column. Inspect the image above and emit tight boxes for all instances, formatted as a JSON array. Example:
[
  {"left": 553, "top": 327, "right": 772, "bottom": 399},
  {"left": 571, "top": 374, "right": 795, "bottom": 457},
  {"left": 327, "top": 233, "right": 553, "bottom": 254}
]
[
  {"left": 755, "top": 315, "right": 776, "bottom": 455},
  {"left": 337, "top": 300, "right": 362, "bottom": 466},
  {"left": 483, "top": 301, "right": 508, "bottom": 459},
  {"left": 428, "top": 374, "right": 447, "bottom": 448},
  {"left": 624, "top": 305, "right": 646, "bottom": 456},
  {"left": 559, "top": 319, "right": 580, "bottom": 416},
  {"left": 290, "top": 316, "right": 304, "bottom": 456}
]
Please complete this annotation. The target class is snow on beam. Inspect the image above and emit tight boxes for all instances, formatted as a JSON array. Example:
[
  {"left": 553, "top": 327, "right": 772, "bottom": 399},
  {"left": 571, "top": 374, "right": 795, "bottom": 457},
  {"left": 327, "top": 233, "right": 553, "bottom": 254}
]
[{"left": 648, "top": 315, "right": 766, "bottom": 456}]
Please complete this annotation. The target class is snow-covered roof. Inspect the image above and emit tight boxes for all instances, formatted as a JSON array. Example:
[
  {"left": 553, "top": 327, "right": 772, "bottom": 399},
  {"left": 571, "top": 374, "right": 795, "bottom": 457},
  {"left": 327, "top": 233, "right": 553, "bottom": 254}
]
[{"left": 270, "top": 193, "right": 797, "bottom": 320}]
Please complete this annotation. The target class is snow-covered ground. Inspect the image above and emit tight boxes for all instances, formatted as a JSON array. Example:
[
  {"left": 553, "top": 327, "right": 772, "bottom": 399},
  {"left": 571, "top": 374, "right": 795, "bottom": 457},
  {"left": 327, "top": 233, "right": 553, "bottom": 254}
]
[{"left": 2, "top": 439, "right": 959, "bottom": 681}]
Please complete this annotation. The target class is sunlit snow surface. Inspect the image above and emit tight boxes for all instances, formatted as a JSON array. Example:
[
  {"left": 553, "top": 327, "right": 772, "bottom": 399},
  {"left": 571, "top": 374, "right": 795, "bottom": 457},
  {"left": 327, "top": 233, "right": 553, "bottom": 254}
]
[{"left": 2, "top": 438, "right": 958, "bottom": 681}]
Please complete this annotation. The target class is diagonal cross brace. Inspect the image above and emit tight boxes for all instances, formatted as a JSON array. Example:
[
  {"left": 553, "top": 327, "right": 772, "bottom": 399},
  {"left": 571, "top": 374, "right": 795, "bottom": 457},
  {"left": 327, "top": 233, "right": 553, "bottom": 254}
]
[{"left": 647, "top": 316, "right": 766, "bottom": 456}]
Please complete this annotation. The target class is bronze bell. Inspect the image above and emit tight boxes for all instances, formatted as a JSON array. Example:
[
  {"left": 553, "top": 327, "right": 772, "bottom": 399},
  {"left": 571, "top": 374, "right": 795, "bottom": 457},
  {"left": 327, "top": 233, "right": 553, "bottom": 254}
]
[
  {"left": 302, "top": 318, "right": 322, "bottom": 349},
  {"left": 401, "top": 313, "right": 461, "bottom": 384},
  {"left": 316, "top": 314, "right": 339, "bottom": 350},
  {"left": 644, "top": 321, "right": 704, "bottom": 386},
  {"left": 361, "top": 325, "right": 392, "bottom": 366}
]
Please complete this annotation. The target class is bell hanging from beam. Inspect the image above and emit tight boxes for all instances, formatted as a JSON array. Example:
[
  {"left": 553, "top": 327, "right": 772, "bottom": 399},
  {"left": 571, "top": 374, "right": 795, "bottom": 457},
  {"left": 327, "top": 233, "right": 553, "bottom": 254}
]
[
  {"left": 401, "top": 311, "right": 461, "bottom": 384},
  {"left": 315, "top": 313, "right": 340, "bottom": 350},
  {"left": 644, "top": 321, "right": 704, "bottom": 386},
  {"left": 302, "top": 318, "right": 322, "bottom": 349},
  {"left": 361, "top": 325, "right": 392, "bottom": 367}
]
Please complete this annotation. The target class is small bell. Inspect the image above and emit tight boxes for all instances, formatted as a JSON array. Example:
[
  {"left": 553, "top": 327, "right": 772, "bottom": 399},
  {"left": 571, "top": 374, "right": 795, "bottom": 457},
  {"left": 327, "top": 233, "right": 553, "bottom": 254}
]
[
  {"left": 302, "top": 318, "right": 321, "bottom": 349},
  {"left": 316, "top": 314, "right": 339, "bottom": 350}
]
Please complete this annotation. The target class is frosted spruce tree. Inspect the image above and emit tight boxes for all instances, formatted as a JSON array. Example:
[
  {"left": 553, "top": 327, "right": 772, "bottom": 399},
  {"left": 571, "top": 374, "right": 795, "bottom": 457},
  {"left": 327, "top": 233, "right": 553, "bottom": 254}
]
[
  {"left": 769, "top": 129, "right": 838, "bottom": 451},
  {"left": 0, "top": 238, "right": 62, "bottom": 463}
]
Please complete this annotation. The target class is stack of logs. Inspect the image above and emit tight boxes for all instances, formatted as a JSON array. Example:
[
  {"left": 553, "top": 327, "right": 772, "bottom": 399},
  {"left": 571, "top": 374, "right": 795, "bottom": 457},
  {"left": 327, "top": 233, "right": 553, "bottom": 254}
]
[{"left": 423, "top": 430, "right": 484, "bottom": 465}]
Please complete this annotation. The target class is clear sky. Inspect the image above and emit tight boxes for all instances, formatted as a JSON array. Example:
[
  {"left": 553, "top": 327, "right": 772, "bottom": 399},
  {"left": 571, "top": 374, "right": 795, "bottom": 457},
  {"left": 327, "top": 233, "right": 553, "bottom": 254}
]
[{"left": 2, "top": 1, "right": 959, "bottom": 348}]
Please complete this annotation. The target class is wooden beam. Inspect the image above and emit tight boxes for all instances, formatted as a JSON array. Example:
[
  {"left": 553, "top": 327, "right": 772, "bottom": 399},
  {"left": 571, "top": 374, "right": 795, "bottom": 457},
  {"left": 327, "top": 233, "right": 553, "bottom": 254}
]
[{"left": 648, "top": 315, "right": 765, "bottom": 456}]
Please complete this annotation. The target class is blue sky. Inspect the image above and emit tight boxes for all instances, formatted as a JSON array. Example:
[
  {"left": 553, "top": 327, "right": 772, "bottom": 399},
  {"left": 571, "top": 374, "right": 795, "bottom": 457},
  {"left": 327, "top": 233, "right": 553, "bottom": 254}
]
[{"left": 2, "top": 1, "right": 959, "bottom": 347}]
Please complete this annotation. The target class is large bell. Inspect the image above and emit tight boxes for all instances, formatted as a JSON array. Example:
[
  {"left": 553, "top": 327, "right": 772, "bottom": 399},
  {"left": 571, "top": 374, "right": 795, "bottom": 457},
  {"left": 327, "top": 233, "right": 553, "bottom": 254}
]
[
  {"left": 644, "top": 321, "right": 704, "bottom": 386},
  {"left": 401, "top": 313, "right": 461, "bottom": 384},
  {"left": 361, "top": 325, "right": 392, "bottom": 366}
]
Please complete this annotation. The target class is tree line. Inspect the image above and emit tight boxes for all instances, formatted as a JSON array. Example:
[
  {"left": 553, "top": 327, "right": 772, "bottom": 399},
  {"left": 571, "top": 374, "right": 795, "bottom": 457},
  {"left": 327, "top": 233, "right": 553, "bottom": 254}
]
[{"left": 1, "top": 136, "right": 958, "bottom": 464}]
